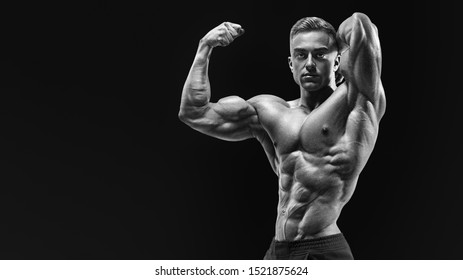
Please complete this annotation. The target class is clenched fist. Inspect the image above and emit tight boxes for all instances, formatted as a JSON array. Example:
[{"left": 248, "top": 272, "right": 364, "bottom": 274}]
[{"left": 201, "top": 22, "right": 245, "bottom": 48}]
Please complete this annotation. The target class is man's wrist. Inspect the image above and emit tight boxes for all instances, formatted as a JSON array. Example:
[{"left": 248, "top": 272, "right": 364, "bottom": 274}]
[{"left": 196, "top": 39, "right": 213, "bottom": 59}]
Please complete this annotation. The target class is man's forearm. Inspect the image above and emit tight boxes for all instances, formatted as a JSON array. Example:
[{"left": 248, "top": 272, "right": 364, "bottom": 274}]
[
  {"left": 337, "top": 13, "right": 379, "bottom": 61},
  {"left": 337, "top": 13, "right": 382, "bottom": 102},
  {"left": 179, "top": 41, "right": 213, "bottom": 121},
  {"left": 179, "top": 21, "right": 244, "bottom": 124}
]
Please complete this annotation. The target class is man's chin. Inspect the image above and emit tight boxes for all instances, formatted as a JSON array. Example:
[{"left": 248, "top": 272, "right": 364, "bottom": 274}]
[{"left": 301, "top": 82, "right": 322, "bottom": 91}]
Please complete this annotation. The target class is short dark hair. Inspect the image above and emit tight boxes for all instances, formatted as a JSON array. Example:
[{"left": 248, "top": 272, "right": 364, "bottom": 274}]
[
  {"left": 290, "top": 17, "right": 344, "bottom": 85},
  {"left": 290, "top": 17, "right": 337, "bottom": 45}
]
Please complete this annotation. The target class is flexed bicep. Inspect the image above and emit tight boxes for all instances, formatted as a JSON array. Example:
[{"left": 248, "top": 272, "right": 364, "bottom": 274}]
[
  {"left": 178, "top": 21, "right": 255, "bottom": 141},
  {"left": 184, "top": 95, "right": 259, "bottom": 141}
]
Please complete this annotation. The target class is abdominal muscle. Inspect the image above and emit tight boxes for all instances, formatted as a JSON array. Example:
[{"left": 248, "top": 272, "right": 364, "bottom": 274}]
[{"left": 274, "top": 149, "right": 356, "bottom": 241}]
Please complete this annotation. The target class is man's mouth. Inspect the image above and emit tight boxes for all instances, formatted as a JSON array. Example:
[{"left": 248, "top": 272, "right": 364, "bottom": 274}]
[{"left": 301, "top": 74, "right": 319, "bottom": 81}]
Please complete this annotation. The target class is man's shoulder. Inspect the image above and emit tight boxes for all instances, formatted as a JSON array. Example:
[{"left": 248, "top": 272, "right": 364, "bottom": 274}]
[{"left": 248, "top": 94, "right": 290, "bottom": 108}]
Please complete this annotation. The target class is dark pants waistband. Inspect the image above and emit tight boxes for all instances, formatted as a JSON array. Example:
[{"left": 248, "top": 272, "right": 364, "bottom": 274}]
[{"left": 264, "top": 233, "right": 354, "bottom": 260}]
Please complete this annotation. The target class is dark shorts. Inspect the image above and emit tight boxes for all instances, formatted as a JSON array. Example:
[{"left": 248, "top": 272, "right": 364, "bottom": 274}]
[{"left": 263, "top": 233, "right": 354, "bottom": 260}]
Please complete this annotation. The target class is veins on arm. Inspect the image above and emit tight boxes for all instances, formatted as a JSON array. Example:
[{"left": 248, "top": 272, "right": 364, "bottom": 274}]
[{"left": 179, "top": 42, "right": 259, "bottom": 141}]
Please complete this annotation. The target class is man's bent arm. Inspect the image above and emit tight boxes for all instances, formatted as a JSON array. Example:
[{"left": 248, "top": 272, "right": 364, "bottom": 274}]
[
  {"left": 337, "top": 13, "right": 386, "bottom": 118},
  {"left": 178, "top": 22, "right": 258, "bottom": 141}
]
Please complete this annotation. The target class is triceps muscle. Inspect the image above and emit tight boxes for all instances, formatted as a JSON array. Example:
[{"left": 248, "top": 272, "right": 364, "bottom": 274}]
[
  {"left": 339, "top": 13, "right": 382, "bottom": 103},
  {"left": 338, "top": 13, "right": 385, "bottom": 119}
]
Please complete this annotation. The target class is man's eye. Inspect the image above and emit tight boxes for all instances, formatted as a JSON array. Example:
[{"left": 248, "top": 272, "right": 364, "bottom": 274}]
[
  {"left": 315, "top": 53, "right": 326, "bottom": 59},
  {"left": 296, "top": 53, "right": 306, "bottom": 59}
]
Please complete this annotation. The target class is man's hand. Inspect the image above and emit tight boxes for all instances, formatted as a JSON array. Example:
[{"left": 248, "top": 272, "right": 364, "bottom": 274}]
[{"left": 201, "top": 22, "right": 245, "bottom": 48}]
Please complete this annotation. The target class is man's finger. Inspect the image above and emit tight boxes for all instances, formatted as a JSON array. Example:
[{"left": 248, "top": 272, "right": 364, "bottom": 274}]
[
  {"left": 224, "top": 22, "right": 238, "bottom": 38},
  {"left": 226, "top": 22, "right": 245, "bottom": 37}
]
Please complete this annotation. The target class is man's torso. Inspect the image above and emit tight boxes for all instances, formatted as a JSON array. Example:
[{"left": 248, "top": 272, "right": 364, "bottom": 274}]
[{"left": 250, "top": 84, "right": 379, "bottom": 241}]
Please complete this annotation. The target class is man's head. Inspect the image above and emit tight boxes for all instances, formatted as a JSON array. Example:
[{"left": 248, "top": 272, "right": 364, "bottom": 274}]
[{"left": 288, "top": 17, "right": 343, "bottom": 92}]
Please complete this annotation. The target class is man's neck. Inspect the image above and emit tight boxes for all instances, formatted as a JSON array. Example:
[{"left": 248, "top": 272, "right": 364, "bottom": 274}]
[{"left": 299, "top": 85, "right": 336, "bottom": 111}]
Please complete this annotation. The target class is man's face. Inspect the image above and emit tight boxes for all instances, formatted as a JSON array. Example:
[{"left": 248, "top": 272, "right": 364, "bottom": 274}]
[{"left": 288, "top": 31, "right": 340, "bottom": 91}]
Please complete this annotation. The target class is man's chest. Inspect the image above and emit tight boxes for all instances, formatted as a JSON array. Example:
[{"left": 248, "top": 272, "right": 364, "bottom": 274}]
[{"left": 260, "top": 92, "right": 350, "bottom": 156}]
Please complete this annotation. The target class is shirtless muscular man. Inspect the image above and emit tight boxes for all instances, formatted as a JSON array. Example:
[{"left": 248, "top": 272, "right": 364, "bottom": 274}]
[{"left": 178, "top": 13, "right": 386, "bottom": 260}]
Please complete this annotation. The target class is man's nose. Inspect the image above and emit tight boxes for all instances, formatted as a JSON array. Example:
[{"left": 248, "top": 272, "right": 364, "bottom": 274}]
[{"left": 305, "top": 55, "right": 316, "bottom": 71}]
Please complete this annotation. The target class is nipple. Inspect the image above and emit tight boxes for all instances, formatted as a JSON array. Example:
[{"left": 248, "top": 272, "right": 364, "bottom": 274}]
[{"left": 322, "top": 125, "right": 329, "bottom": 135}]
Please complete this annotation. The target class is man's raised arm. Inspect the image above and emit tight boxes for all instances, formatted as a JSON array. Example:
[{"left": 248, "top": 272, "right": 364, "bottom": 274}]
[
  {"left": 178, "top": 22, "right": 259, "bottom": 141},
  {"left": 337, "top": 13, "right": 386, "bottom": 118}
]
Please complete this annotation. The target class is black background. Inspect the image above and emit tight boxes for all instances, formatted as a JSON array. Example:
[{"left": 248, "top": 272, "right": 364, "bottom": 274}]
[{"left": 0, "top": 0, "right": 460, "bottom": 259}]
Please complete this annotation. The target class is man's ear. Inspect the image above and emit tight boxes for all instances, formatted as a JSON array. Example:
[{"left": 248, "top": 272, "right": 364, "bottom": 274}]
[
  {"left": 333, "top": 54, "right": 341, "bottom": 72},
  {"left": 288, "top": 56, "right": 293, "bottom": 72}
]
